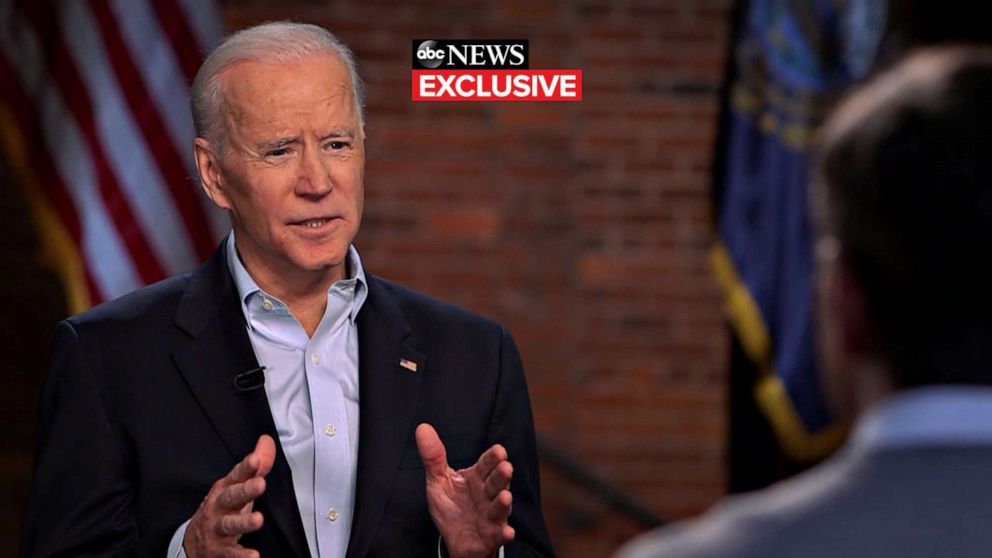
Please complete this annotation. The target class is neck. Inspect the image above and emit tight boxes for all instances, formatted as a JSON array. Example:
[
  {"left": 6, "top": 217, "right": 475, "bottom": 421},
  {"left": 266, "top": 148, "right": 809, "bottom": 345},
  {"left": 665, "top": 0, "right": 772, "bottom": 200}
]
[
  {"left": 262, "top": 281, "right": 331, "bottom": 338},
  {"left": 837, "top": 356, "right": 896, "bottom": 425},
  {"left": 236, "top": 248, "right": 350, "bottom": 338}
]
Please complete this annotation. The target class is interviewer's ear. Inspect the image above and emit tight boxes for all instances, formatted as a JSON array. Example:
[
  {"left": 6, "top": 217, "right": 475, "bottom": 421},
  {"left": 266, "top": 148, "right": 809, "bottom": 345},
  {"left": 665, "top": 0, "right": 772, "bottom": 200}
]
[
  {"left": 816, "top": 237, "right": 859, "bottom": 421},
  {"left": 194, "top": 137, "right": 231, "bottom": 210},
  {"left": 834, "top": 251, "right": 873, "bottom": 358},
  {"left": 818, "top": 237, "right": 893, "bottom": 419}
]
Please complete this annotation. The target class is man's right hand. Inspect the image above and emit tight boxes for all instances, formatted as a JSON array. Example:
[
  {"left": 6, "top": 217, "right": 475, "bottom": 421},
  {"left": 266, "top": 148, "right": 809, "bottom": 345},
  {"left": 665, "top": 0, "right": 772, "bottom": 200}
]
[{"left": 183, "top": 435, "right": 276, "bottom": 558}]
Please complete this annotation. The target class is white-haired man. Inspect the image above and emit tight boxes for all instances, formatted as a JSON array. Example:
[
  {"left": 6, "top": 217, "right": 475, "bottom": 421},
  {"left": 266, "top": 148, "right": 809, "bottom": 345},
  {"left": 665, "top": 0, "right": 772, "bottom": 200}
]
[{"left": 24, "top": 22, "right": 553, "bottom": 558}]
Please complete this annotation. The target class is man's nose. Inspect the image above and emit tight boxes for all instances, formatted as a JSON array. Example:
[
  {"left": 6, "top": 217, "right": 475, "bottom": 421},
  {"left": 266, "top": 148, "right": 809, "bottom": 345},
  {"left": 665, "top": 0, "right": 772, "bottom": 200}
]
[{"left": 296, "top": 145, "right": 332, "bottom": 197}]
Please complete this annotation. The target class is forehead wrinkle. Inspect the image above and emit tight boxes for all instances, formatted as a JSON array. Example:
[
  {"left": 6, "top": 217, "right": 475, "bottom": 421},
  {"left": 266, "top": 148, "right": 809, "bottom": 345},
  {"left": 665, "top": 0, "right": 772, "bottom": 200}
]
[
  {"left": 218, "top": 54, "right": 362, "bottom": 149},
  {"left": 245, "top": 85, "right": 355, "bottom": 130}
]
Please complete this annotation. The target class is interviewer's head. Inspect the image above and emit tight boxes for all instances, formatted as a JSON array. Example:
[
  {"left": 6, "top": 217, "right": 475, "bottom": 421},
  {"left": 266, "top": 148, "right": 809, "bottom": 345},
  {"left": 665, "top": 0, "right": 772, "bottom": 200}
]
[{"left": 812, "top": 47, "right": 992, "bottom": 418}]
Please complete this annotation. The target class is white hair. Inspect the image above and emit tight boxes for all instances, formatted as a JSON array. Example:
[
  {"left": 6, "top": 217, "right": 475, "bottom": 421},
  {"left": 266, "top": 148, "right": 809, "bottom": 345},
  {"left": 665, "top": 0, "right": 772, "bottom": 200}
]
[{"left": 190, "top": 21, "right": 365, "bottom": 147}]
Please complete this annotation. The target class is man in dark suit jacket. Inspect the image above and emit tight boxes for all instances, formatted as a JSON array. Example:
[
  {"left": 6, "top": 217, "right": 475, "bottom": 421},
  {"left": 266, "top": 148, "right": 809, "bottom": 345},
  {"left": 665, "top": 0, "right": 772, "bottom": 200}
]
[
  {"left": 619, "top": 47, "right": 992, "bottom": 558},
  {"left": 23, "top": 22, "right": 553, "bottom": 558}
]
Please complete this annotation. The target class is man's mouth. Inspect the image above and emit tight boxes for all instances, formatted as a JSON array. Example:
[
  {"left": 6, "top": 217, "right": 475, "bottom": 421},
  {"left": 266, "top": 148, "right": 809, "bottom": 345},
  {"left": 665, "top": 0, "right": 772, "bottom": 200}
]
[
  {"left": 298, "top": 218, "right": 330, "bottom": 228},
  {"left": 290, "top": 216, "right": 339, "bottom": 229}
]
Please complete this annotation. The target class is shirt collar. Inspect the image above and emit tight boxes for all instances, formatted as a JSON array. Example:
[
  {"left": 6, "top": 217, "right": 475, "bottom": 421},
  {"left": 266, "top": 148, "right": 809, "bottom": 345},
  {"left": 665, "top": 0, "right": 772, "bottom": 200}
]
[
  {"left": 225, "top": 233, "right": 367, "bottom": 326},
  {"left": 850, "top": 385, "right": 992, "bottom": 451}
]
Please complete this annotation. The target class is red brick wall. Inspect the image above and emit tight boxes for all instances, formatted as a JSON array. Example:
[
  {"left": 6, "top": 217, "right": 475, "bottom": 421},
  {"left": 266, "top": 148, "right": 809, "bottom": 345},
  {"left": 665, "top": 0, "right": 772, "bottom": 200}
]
[
  {"left": 2, "top": 0, "right": 732, "bottom": 554},
  {"left": 229, "top": 1, "right": 733, "bottom": 553}
]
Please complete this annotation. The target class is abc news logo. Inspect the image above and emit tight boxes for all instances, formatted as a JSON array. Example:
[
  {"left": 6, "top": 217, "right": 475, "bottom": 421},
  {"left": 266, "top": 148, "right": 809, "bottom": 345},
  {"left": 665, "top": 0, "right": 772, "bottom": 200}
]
[
  {"left": 413, "top": 40, "right": 528, "bottom": 69},
  {"left": 411, "top": 39, "right": 581, "bottom": 102}
]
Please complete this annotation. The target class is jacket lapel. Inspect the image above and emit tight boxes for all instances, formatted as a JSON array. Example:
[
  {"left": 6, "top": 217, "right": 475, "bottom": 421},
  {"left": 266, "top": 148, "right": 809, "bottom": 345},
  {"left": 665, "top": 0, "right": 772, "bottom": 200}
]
[
  {"left": 347, "top": 276, "right": 426, "bottom": 557},
  {"left": 171, "top": 245, "right": 311, "bottom": 557}
]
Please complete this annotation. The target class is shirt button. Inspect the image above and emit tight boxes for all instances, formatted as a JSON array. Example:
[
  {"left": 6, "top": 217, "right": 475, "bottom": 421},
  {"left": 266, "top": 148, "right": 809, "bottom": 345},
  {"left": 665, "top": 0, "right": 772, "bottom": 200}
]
[
  {"left": 311, "top": 353, "right": 320, "bottom": 365},
  {"left": 325, "top": 424, "right": 336, "bottom": 437},
  {"left": 326, "top": 508, "right": 338, "bottom": 522},
  {"left": 261, "top": 299, "right": 273, "bottom": 311}
]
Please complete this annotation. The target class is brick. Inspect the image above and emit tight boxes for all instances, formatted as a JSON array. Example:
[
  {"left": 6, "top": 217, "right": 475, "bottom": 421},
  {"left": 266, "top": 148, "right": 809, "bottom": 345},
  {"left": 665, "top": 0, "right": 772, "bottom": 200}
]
[{"left": 3, "top": 1, "right": 736, "bottom": 554}]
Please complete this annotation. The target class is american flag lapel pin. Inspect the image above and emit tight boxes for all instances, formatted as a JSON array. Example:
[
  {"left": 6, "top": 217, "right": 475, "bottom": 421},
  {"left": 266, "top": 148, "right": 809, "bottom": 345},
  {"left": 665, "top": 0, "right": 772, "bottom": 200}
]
[{"left": 399, "top": 358, "right": 418, "bottom": 373}]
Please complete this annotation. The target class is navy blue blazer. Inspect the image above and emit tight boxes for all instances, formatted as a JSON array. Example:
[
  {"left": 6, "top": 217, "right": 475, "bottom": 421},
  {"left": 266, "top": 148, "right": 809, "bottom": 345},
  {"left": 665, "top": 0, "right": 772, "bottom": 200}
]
[{"left": 23, "top": 244, "right": 554, "bottom": 557}]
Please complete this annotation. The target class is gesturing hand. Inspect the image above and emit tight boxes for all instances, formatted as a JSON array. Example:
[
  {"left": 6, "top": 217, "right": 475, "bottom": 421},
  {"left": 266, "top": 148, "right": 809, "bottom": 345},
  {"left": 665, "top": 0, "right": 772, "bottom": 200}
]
[
  {"left": 183, "top": 435, "right": 276, "bottom": 558},
  {"left": 416, "top": 423, "right": 515, "bottom": 558}
]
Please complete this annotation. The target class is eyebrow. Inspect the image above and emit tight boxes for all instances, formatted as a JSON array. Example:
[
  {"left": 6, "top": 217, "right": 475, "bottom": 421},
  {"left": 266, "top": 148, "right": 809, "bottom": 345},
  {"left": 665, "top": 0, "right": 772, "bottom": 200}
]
[
  {"left": 256, "top": 129, "right": 357, "bottom": 152},
  {"left": 319, "top": 129, "right": 356, "bottom": 140},
  {"left": 257, "top": 136, "right": 298, "bottom": 152}
]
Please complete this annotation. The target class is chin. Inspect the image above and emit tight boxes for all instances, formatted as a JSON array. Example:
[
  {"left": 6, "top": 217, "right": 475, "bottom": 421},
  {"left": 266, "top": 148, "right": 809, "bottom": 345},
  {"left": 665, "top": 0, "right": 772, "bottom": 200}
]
[{"left": 292, "top": 247, "right": 350, "bottom": 273}]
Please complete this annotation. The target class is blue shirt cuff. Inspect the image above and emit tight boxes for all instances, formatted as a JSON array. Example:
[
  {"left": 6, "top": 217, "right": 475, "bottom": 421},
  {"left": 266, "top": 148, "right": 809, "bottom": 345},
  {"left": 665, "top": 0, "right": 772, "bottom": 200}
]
[{"left": 167, "top": 519, "right": 191, "bottom": 558}]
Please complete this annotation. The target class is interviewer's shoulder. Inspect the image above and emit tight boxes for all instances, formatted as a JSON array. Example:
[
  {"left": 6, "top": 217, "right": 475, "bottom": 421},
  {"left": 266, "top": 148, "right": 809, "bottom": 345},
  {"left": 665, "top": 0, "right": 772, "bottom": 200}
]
[
  {"left": 616, "top": 510, "right": 740, "bottom": 558},
  {"left": 615, "top": 454, "right": 854, "bottom": 558},
  {"left": 616, "top": 491, "right": 785, "bottom": 558}
]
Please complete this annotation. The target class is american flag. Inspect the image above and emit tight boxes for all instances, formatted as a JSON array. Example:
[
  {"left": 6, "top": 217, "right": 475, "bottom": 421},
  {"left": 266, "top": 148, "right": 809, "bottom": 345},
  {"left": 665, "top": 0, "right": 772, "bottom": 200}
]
[{"left": 0, "top": 0, "right": 226, "bottom": 314}]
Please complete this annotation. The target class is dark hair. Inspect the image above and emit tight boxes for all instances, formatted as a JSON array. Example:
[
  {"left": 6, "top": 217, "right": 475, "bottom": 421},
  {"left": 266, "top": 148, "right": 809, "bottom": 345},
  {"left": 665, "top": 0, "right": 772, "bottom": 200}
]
[{"left": 812, "top": 47, "right": 992, "bottom": 388}]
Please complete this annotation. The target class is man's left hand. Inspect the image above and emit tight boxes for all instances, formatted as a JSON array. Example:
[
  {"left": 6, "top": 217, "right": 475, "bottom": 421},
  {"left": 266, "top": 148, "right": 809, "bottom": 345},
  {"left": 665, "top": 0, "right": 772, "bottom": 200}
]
[{"left": 416, "top": 423, "right": 515, "bottom": 558}]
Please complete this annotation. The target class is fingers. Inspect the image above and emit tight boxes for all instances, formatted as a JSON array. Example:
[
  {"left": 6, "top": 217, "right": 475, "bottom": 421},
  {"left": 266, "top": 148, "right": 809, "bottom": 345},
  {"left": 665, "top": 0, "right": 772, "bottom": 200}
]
[
  {"left": 216, "top": 476, "right": 266, "bottom": 511},
  {"left": 423, "top": 438, "right": 519, "bottom": 557},
  {"left": 225, "top": 452, "right": 261, "bottom": 485},
  {"left": 253, "top": 434, "right": 276, "bottom": 477},
  {"left": 215, "top": 435, "right": 273, "bottom": 513},
  {"left": 482, "top": 454, "right": 515, "bottom": 545},
  {"left": 184, "top": 437, "right": 274, "bottom": 557},
  {"left": 415, "top": 423, "right": 450, "bottom": 480},
  {"left": 226, "top": 435, "right": 276, "bottom": 485},
  {"left": 487, "top": 489, "right": 513, "bottom": 521},
  {"left": 474, "top": 443, "right": 508, "bottom": 478},
  {"left": 216, "top": 510, "right": 264, "bottom": 537},
  {"left": 483, "top": 460, "right": 512, "bottom": 499},
  {"left": 216, "top": 548, "right": 260, "bottom": 558}
]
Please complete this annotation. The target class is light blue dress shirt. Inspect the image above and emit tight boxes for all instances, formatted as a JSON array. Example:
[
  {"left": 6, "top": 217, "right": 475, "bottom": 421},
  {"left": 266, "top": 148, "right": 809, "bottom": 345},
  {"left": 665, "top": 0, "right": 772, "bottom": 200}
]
[
  {"left": 851, "top": 385, "right": 992, "bottom": 450},
  {"left": 169, "top": 234, "right": 367, "bottom": 557},
  {"left": 170, "top": 235, "right": 496, "bottom": 558}
]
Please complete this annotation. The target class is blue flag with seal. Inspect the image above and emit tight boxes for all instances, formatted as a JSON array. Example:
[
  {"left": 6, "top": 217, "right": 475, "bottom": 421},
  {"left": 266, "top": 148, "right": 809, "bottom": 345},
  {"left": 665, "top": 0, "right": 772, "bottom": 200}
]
[{"left": 712, "top": 0, "right": 886, "bottom": 463}]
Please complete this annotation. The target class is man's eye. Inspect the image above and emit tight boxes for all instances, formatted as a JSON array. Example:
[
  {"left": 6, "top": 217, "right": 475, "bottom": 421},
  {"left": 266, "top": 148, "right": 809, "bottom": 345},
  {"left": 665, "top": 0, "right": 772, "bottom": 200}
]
[
  {"left": 267, "top": 147, "right": 291, "bottom": 157},
  {"left": 327, "top": 141, "right": 348, "bottom": 150}
]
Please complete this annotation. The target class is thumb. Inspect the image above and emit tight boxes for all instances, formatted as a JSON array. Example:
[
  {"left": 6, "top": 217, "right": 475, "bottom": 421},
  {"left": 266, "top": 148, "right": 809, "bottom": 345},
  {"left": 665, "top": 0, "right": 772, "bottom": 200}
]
[
  {"left": 254, "top": 434, "right": 277, "bottom": 478},
  {"left": 415, "top": 423, "right": 449, "bottom": 480}
]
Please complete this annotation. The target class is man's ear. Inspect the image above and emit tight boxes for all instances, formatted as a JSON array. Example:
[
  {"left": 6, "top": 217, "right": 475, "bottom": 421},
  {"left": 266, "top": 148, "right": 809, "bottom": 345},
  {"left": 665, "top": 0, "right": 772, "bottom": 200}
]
[
  {"left": 194, "top": 137, "right": 231, "bottom": 210},
  {"left": 834, "top": 252, "right": 874, "bottom": 358},
  {"left": 827, "top": 245, "right": 894, "bottom": 415}
]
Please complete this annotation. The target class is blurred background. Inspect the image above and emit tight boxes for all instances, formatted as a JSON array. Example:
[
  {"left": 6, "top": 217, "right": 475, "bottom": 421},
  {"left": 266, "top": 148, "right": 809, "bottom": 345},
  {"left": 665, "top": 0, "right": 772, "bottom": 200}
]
[{"left": 2, "top": 0, "right": 988, "bottom": 555}]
